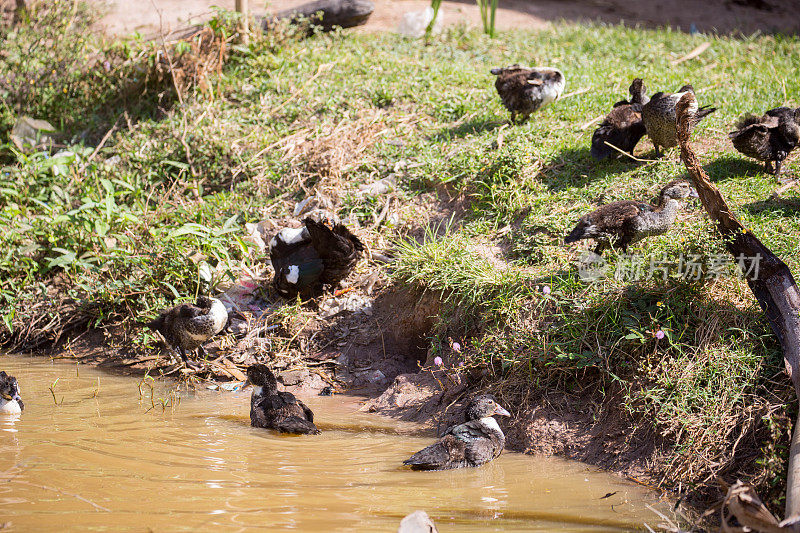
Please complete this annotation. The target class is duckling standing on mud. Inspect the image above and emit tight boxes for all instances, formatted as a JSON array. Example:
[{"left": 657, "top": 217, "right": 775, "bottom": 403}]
[
  {"left": 564, "top": 180, "right": 698, "bottom": 255},
  {"left": 244, "top": 364, "right": 320, "bottom": 435},
  {"left": 0, "top": 371, "right": 24, "bottom": 415},
  {"left": 403, "top": 395, "right": 510, "bottom": 470},
  {"left": 270, "top": 217, "right": 364, "bottom": 299},
  {"left": 490, "top": 65, "right": 565, "bottom": 124},
  {"left": 591, "top": 78, "right": 650, "bottom": 160},
  {"left": 641, "top": 84, "right": 716, "bottom": 157},
  {"left": 728, "top": 107, "right": 800, "bottom": 177},
  {"left": 147, "top": 296, "right": 228, "bottom": 366}
]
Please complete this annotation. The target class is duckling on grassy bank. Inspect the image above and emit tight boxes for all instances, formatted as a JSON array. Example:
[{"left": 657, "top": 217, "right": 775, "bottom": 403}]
[
  {"left": 591, "top": 78, "right": 649, "bottom": 160},
  {"left": 729, "top": 106, "right": 800, "bottom": 177},
  {"left": 0, "top": 371, "right": 23, "bottom": 415},
  {"left": 490, "top": 65, "right": 565, "bottom": 124},
  {"left": 403, "top": 395, "right": 510, "bottom": 470},
  {"left": 564, "top": 180, "right": 697, "bottom": 255},
  {"left": 244, "top": 364, "right": 319, "bottom": 435},
  {"left": 270, "top": 217, "right": 363, "bottom": 299},
  {"left": 146, "top": 296, "right": 228, "bottom": 366},
  {"left": 641, "top": 84, "right": 716, "bottom": 157}
]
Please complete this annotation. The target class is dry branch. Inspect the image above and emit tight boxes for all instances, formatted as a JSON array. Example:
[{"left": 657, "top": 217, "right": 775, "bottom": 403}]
[{"left": 676, "top": 92, "right": 800, "bottom": 529}]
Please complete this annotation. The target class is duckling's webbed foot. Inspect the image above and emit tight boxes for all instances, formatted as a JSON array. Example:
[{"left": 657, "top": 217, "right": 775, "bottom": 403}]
[{"left": 774, "top": 160, "right": 783, "bottom": 177}]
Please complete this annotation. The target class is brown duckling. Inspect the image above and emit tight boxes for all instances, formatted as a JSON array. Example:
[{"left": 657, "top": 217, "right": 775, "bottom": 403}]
[
  {"left": 591, "top": 78, "right": 650, "bottom": 160},
  {"left": 270, "top": 218, "right": 363, "bottom": 299},
  {"left": 244, "top": 364, "right": 319, "bottom": 435},
  {"left": 729, "top": 106, "right": 800, "bottom": 177},
  {"left": 403, "top": 395, "right": 510, "bottom": 470},
  {"left": 641, "top": 84, "right": 716, "bottom": 157},
  {"left": 490, "top": 65, "right": 565, "bottom": 123},
  {"left": 147, "top": 296, "right": 228, "bottom": 365},
  {"left": 0, "top": 371, "right": 23, "bottom": 415},
  {"left": 564, "top": 180, "right": 697, "bottom": 255}
]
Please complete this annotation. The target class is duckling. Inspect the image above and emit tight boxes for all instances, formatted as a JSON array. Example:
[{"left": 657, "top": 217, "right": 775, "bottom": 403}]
[
  {"left": 403, "top": 395, "right": 510, "bottom": 470},
  {"left": 490, "top": 65, "right": 565, "bottom": 123},
  {"left": 591, "top": 78, "right": 650, "bottom": 160},
  {"left": 0, "top": 371, "right": 23, "bottom": 415},
  {"left": 728, "top": 107, "right": 800, "bottom": 177},
  {"left": 641, "top": 84, "right": 716, "bottom": 157},
  {"left": 245, "top": 364, "right": 319, "bottom": 435},
  {"left": 270, "top": 217, "right": 364, "bottom": 299},
  {"left": 147, "top": 296, "right": 228, "bottom": 365},
  {"left": 564, "top": 180, "right": 697, "bottom": 255}
]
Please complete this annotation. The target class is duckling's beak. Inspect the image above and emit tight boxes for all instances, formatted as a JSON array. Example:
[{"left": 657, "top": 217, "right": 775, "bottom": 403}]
[
  {"left": 14, "top": 395, "right": 23, "bottom": 411},
  {"left": 494, "top": 405, "right": 511, "bottom": 417},
  {"left": 527, "top": 79, "right": 544, "bottom": 86},
  {"left": 240, "top": 378, "right": 252, "bottom": 391}
]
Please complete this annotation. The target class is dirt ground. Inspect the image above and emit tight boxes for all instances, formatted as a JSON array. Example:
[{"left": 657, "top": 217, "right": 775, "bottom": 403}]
[{"left": 96, "top": 0, "right": 800, "bottom": 38}]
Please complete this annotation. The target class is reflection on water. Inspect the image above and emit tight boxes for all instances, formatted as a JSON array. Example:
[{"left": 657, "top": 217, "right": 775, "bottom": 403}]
[{"left": 0, "top": 356, "right": 664, "bottom": 531}]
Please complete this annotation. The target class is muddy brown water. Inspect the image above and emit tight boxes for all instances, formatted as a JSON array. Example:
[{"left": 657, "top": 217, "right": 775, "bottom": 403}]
[{"left": 0, "top": 356, "right": 666, "bottom": 531}]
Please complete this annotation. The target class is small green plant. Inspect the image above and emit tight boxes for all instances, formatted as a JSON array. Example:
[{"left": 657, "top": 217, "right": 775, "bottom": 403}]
[{"left": 427, "top": 0, "right": 497, "bottom": 37}]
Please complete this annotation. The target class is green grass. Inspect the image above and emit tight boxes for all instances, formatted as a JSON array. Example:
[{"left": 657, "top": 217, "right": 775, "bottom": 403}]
[{"left": 1, "top": 3, "right": 799, "bottom": 511}]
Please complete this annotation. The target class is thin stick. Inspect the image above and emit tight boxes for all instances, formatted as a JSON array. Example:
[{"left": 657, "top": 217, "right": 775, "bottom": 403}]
[
  {"left": 603, "top": 141, "right": 658, "bottom": 163},
  {"left": 560, "top": 87, "right": 590, "bottom": 99},
  {"left": 9, "top": 479, "right": 110, "bottom": 512},
  {"left": 773, "top": 179, "right": 798, "bottom": 199},
  {"left": 670, "top": 41, "right": 711, "bottom": 65},
  {"left": 271, "top": 62, "right": 335, "bottom": 115},
  {"left": 579, "top": 114, "right": 604, "bottom": 131},
  {"left": 81, "top": 118, "right": 119, "bottom": 170}
]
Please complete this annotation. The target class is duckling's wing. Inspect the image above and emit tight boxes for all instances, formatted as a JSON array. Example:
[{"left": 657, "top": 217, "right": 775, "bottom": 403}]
[
  {"left": 276, "top": 392, "right": 315, "bottom": 423},
  {"left": 296, "top": 398, "right": 315, "bottom": 423},
  {"left": 588, "top": 201, "right": 647, "bottom": 231},
  {"left": 273, "top": 415, "right": 320, "bottom": 435},
  {"left": 403, "top": 434, "right": 467, "bottom": 470}
]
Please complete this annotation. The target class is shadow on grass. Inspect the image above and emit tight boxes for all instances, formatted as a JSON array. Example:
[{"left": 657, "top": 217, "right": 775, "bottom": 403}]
[
  {"left": 540, "top": 146, "right": 648, "bottom": 191},
  {"left": 703, "top": 155, "right": 766, "bottom": 182},
  {"left": 429, "top": 118, "right": 507, "bottom": 141},
  {"left": 742, "top": 196, "right": 800, "bottom": 216}
]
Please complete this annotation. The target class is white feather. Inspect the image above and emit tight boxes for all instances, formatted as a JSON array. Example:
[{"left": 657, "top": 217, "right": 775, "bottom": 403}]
[
  {"left": 278, "top": 227, "right": 309, "bottom": 245},
  {"left": 0, "top": 399, "right": 21, "bottom": 415},
  {"left": 479, "top": 416, "right": 502, "bottom": 435},
  {"left": 286, "top": 265, "right": 300, "bottom": 285}
]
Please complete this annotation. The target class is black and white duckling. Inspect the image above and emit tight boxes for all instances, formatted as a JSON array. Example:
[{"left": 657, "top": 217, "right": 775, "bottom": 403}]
[
  {"left": 147, "top": 296, "right": 228, "bottom": 365},
  {"left": 244, "top": 364, "right": 319, "bottom": 435},
  {"left": 403, "top": 395, "right": 510, "bottom": 470},
  {"left": 729, "top": 107, "right": 800, "bottom": 177},
  {"left": 564, "top": 180, "right": 697, "bottom": 256},
  {"left": 641, "top": 84, "right": 716, "bottom": 157},
  {"left": 270, "top": 217, "right": 364, "bottom": 299},
  {"left": 0, "top": 371, "right": 23, "bottom": 415},
  {"left": 591, "top": 78, "right": 650, "bottom": 160},
  {"left": 490, "top": 65, "right": 565, "bottom": 123}
]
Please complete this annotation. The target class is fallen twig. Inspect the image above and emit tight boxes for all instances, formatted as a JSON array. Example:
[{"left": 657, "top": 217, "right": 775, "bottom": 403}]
[
  {"left": 603, "top": 141, "right": 658, "bottom": 163},
  {"left": 560, "top": 87, "right": 590, "bottom": 99},
  {"left": 579, "top": 114, "right": 604, "bottom": 131},
  {"left": 671, "top": 41, "right": 711, "bottom": 65}
]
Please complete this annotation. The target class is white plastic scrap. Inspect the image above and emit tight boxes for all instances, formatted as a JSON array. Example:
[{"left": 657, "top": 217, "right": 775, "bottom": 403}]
[{"left": 397, "top": 7, "right": 443, "bottom": 39}]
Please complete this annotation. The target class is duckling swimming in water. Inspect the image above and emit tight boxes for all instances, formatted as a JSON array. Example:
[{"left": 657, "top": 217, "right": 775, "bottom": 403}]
[
  {"left": 564, "top": 180, "right": 697, "bottom": 256},
  {"left": 729, "top": 106, "right": 800, "bottom": 177},
  {"left": 147, "top": 296, "right": 228, "bottom": 365},
  {"left": 245, "top": 364, "right": 320, "bottom": 435},
  {"left": 270, "top": 217, "right": 363, "bottom": 299},
  {"left": 0, "top": 371, "right": 23, "bottom": 415},
  {"left": 490, "top": 65, "right": 565, "bottom": 124},
  {"left": 591, "top": 78, "right": 650, "bottom": 160},
  {"left": 403, "top": 395, "right": 510, "bottom": 470},
  {"left": 641, "top": 84, "right": 716, "bottom": 157}
]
